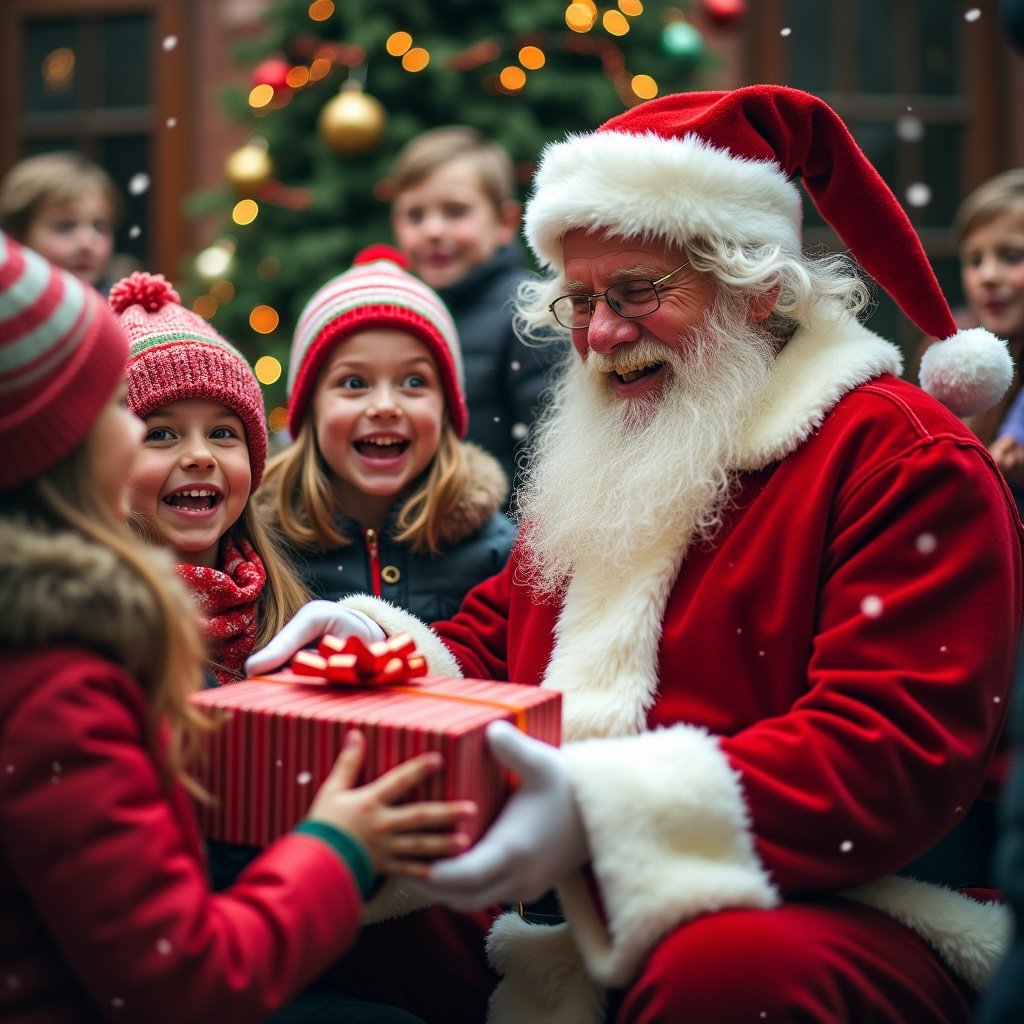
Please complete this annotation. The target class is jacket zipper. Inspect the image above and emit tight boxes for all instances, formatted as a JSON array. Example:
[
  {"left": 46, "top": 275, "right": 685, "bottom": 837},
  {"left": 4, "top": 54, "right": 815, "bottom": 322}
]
[{"left": 364, "top": 527, "right": 382, "bottom": 597}]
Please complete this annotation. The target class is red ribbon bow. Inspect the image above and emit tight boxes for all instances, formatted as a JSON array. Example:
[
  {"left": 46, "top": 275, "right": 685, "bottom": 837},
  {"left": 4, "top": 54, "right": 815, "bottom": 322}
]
[{"left": 289, "top": 633, "right": 428, "bottom": 686}]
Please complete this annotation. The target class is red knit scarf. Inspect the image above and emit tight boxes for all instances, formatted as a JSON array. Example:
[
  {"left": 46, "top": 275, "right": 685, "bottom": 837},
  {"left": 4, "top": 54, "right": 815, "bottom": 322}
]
[{"left": 177, "top": 533, "right": 266, "bottom": 685}]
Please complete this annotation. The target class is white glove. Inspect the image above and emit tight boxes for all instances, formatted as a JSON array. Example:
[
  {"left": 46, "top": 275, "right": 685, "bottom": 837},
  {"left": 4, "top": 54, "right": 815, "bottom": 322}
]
[
  {"left": 244, "top": 600, "right": 385, "bottom": 676},
  {"left": 408, "top": 720, "right": 589, "bottom": 911}
]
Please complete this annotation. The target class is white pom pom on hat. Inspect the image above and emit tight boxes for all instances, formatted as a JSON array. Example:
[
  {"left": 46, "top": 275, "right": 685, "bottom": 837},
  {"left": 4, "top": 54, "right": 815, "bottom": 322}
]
[{"left": 524, "top": 84, "right": 1012, "bottom": 417}]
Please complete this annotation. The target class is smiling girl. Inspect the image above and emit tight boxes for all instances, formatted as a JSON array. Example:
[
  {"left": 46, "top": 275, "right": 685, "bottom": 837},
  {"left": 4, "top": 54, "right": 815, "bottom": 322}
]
[
  {"left": 261, "top": 245, "right": 515, "bottom": 623},
  {"left": 110, "top": 272, "right": 311, "bottom": 685}
]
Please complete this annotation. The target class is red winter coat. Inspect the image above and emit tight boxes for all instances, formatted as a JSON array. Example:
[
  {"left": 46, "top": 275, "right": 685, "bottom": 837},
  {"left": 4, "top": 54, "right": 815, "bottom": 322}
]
[{"left": 0, "top": 523, "right": 362, "bottom": 1024}]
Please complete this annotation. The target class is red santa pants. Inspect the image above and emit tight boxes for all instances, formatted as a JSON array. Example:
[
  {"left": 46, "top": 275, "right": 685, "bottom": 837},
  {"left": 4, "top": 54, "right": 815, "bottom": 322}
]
[
  {"left": 334, "top": 898, "right": 975, "bottom": 1023},
  {"left": 610, "top": 897, "right": 976, "bottom": 1023}
]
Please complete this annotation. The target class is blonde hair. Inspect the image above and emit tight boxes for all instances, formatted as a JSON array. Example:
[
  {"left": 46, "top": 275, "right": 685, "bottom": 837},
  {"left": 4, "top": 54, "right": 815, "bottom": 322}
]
[
  {"left": 953, "top": 168, "right": 1024, "bottom": 248},
  {"left": 388, "top": 125, "right": 516, "bottom": 213},
  {"left": 0, "top": 151, "right": 125, "bottom": 241},
  {"left": 261, "top": 416, "right": 469, "bottom": 557},
  {"left": 2, "top": 442, "right": 210, "bottom": 797}
]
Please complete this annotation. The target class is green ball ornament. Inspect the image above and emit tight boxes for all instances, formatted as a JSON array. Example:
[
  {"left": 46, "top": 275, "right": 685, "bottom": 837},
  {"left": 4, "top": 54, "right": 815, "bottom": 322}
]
[{"left": 661, "top": 21, "right": 705, "bottom": 62}]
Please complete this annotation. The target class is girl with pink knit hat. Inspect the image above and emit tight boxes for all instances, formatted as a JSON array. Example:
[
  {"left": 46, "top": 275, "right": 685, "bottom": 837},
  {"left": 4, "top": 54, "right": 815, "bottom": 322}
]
[
  {"left": 0, "top": 230, "right": 474, "bottom": 1023},
  {"left": 257, "top": 244, "right": 515, "bottom": 634},
  {"left": 110, "top": 270, "right": 310, "bottom": 686}
]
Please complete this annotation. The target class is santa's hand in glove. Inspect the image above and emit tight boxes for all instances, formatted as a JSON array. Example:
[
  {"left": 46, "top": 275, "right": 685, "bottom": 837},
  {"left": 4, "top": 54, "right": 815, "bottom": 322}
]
[
  {"left": 409, "top": 720, "right": 589, "bottom": 910},
  {"left": 244, "top": 600, "right": 385, "bottom": 676}
]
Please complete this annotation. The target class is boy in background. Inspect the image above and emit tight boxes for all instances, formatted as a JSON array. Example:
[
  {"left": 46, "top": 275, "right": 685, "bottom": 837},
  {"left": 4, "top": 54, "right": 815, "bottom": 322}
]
[{"left": 389, "top": 126, "right": 561, "bottom": 504}]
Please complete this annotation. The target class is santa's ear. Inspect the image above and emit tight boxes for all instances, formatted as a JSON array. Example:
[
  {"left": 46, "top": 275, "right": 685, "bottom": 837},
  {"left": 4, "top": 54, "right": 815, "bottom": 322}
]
[{"left": 749, "top": 283, "right": 781, "bottom": 323}]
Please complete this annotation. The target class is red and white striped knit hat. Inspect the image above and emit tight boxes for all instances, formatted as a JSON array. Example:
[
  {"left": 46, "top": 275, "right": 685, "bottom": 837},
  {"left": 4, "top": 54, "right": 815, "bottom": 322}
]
[
  {"left": 0, "top": 231, "right": 128, "bottom": 491},
  {"left": 287, "top": 244, "right": 467, "bottom": 437}
]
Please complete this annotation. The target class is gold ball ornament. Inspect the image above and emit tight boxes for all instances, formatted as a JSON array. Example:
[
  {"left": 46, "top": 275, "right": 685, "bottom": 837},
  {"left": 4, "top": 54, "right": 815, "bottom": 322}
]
[
  {"left": 224, "top": 140, "right": 273, "bottom": 196},
  {"left": 317, "top": 84, "right": 387, "bottom": 155}
]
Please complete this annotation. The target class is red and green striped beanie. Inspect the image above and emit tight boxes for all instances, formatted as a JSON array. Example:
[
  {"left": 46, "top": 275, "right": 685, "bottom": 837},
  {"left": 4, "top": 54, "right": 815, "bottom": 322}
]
[
  {"left": 0, "top": 231, "right": 128, "bottom": 491},
  {"left": 110, "top": 272, "right": 268, "bottom": 489},
  {"left": 287, "top": 244, "right": 467, "bottom": 438}
]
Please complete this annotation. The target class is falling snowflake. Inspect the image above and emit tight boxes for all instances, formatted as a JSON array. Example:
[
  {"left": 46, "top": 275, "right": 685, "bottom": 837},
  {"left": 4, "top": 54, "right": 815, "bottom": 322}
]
[
  {"left": 129, "top": 225, "right": 141, "bottom": 239},
  {"left": 275, "top": 759, "right": 283, "bottom": 768},
  {"left": 166, "top": 117, "right": 177, "bottom": 128},
  {"left": 758, "top": 650, "right": 765, "bottom": 657},
  {"left": 510, "top": 360, "right": 521, "bottom": 371},
  {"left": 736, "top": 627, "right": 743, "bottom": 634},
  {"left": 493, "top": 415, "right": 501, "bottom": 423},
  {"left": 939, "top": 645, "right": 948, "bottom": 653},
  {"left": 860, "top": 595, "right": 883, "bottom": 618},
  {"left": 511, "top": 422, "right": 529, "bottom": 441},
  {"left": 994, "top": 695, "right": 1002, "bottom": 704},
  {"left": 161, "top": 35, "right": 178, "bottom": 51},
  {"left": 111, "top": 997, "right": 125, "bottom": 1009},
  {"left": 840, "top": 840, "right": 854, "bottom": 853},
  {"left": 954, "top": 805, "right": 963, "bottom": 814},
  {"left": 52, "top": 762, "right": 61, "bottom": 773},
  {"left": 915, "top": 532, "right": 937, "bottom": 554},
  {"left": 780, "top": 26, "right": 792, "bottom": 36},
  {"left": 156, "top": 938, "right": 172, "bottom": 955},
  {"left": 6, "top": 975, "right": 20, "bottom": 990},
  {"left": 896, "top": 116, "right": 924, "bottom": 143},
  {"left": 297, "top": 771, "right": 313, "bottom": 785},
  {"left": 128, "top": 173, "right": 151, "bottom": 196},
  {"left": 4, "top": 765, "right": 13, "bottom": 774},
  {"left": 906, "top": 183, "right": 932, "bottom": 208},
  {"left": 964, "top": 8, "right": 981, "bottom": 21}
]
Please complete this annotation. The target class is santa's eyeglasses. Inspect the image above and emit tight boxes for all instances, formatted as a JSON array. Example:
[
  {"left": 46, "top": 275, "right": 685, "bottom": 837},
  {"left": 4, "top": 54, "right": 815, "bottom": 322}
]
[{"left": 548, "top": 264, "right": 689, "bottom": 330}]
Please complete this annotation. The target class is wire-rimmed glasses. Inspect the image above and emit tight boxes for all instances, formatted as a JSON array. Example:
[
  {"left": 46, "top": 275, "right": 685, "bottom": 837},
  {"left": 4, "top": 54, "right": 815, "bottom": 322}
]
[{"left": 548, "top": 263, "right": 689, "bottom": 330}]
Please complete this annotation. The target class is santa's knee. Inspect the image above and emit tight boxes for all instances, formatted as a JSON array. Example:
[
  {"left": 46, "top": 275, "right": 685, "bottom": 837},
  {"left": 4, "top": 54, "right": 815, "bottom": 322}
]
[{"left": 613, "top": 907, "right": 831, "bottom": 1024}]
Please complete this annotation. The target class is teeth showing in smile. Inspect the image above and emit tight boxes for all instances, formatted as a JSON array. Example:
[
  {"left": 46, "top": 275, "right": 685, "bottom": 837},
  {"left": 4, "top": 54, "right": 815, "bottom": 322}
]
[
  {"left": 165, "top": 488, "right": 219, "bottom": 511},
  {"left": 617, "top": 364, "right": 661, "bottom": 383},
  {"left": 355, "top": 436, "right": 409, "bottom": 459}
]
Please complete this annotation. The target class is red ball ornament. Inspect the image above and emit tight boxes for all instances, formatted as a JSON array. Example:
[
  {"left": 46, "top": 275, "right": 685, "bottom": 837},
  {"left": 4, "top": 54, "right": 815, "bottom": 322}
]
[
  {"left": 701, "top": 0, "right": 748, "bottom": 27},
  {"left": 251, "top": 57, "right": 291, "bottom": 92}
]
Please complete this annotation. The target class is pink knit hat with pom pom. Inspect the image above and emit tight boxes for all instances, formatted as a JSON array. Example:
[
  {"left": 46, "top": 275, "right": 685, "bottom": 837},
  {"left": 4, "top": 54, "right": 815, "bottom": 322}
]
[
  {"left": 287, "top": 244, "right": 467, "bottom": 437},
  {"left": 110, "top": 272, "right": 268, "bottom": 488}
]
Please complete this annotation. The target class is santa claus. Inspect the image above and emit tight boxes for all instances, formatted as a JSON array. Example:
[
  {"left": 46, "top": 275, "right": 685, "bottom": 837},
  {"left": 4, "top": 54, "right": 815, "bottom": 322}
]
[{"left": 250, "top": 86, "right": 1023, "bottom": 1024}]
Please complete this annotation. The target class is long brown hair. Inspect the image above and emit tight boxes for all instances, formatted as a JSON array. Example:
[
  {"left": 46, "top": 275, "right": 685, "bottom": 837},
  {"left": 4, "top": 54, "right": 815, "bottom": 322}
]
[
  {"left": 261, "top": 416, "right": 469, "bottom": 557},
  {"left": 7, "top": 444, "right": 210, "bottom": 796}
]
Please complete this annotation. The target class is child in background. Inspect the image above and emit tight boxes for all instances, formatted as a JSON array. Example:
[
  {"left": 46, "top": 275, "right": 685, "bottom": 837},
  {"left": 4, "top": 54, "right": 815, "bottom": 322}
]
[
  {"left": 0, "top": 231, "right": 473, "bottom": 1023},
  {"left": 110, "top": 271, "right": 310, "bottom": 685},
  {"left": 0, "top": 151, "right": 122, "bottom": 291},
  {"left": 960, "top": 170, "right": 1024, "bottom": 488},
  {"left": 388, "top": 126, "right": 561, "bottom": 502},
  {"left": 261, "top": 245, "right": 515, "bottom": 624}
]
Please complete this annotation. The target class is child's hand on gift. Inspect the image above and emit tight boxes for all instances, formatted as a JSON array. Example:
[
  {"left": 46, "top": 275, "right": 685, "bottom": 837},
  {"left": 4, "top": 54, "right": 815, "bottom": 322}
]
[{"left": 306, "top": 729, "right": 476, "bottom": 879}]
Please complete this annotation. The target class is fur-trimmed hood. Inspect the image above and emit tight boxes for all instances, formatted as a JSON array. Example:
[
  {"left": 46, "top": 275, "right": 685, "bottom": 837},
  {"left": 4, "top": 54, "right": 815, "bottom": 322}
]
[
  {"left": 439, "top": 440, "right": 510, "bottom": 546},
  {"left": 0, "top": 516, "right": 180, "bottom": 678}
]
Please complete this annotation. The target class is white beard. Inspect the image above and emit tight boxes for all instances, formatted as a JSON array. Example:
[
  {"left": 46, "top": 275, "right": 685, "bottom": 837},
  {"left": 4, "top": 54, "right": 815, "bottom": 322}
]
[{"left": 516, "top": 311, "right": 777, "bottom": 597}]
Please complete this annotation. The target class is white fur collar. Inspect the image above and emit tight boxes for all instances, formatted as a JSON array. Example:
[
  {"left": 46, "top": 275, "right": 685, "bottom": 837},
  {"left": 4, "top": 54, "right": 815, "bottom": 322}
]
[{"left": 735, "top": 316, "right": 903, "bottom": 470}]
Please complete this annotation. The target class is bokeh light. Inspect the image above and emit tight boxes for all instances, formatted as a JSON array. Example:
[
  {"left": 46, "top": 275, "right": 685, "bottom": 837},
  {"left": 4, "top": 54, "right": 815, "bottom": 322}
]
[
  {"left": 387, "top": 31, "right": 413, "bottom": 56},
  {"left": 631, "top": 74, "right": 658, "bottom": 99},
  {"left": 499, "top": 66, "right": 527, "bottom": 91},
  {"left": 268, "top": 406, "right": 289, "bottom": 433},
  {"left": 566, "top": 3, "right": 597, "bottom": 31},
  {"left": 308, "top": 0, "right": 334, "bottom": 21},
  {"left": 248, "top": 84, "right": 274, "bottom": 108},
  {"left": 518, "top": 46, "right": 546, "bottom": 70},
  {"left": 619, "top": 0, "right": 644, "bottom": 14},
  {"left": 249, "top": 304, "right": 280, "bottom": 334},
  {"left": 232, "top": 199, "right": 259, "bottom": 225},
  {"left": 255, "top": 355, "right": 283, "bottom": 385},
  {"left": 209, "top": 279, "right": 235, "bottom": 304},
  {"left": 402, "top": 47, "right": 430, "bottom": 72},
  {"left": 193, "top": 295, "right": 218, "bottom": 319},
  {"left": 285, "top": 66, "right": 310, "bottom": 88},
  {"left": 603, "top": 10, "right": 630, "bottom": 34}
]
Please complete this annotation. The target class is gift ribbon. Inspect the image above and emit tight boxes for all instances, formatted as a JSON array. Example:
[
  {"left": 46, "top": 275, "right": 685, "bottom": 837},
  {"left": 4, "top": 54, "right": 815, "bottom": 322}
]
[{"left": 256, "top": 633, "right": 529, "bottom": 731}]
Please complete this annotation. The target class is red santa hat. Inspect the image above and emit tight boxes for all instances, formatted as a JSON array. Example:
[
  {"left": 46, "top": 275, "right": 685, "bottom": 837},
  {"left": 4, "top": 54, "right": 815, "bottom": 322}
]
[{"left": 523, "top": 85, "right": 1010, "bottom": 418}]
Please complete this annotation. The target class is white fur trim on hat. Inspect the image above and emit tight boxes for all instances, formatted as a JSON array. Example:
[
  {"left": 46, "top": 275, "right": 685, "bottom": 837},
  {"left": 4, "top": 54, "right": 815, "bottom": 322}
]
[
  {"left": 918, "top": 327, "right": 1014, "bottom": 418},
  {"left": 524, "top": 131, "right": 801, "bottom": 272}
]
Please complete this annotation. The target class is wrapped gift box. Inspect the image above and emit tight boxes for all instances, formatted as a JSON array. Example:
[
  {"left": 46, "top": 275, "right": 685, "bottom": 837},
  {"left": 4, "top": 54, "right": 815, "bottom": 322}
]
[{"left": 190, "top": 671, "right": 562, "bottom": 847}]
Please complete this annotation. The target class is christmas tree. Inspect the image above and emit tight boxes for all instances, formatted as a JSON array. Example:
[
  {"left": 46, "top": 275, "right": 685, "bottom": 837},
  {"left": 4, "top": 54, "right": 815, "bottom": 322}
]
[{"left": 187, "top": 0, "right": 744, "bottom": 421}]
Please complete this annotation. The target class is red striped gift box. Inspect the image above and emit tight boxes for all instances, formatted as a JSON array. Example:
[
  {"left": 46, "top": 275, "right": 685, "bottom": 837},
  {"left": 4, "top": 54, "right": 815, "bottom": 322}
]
[{"left": 189, "top": 673, "right": 562, "bottom": 847}]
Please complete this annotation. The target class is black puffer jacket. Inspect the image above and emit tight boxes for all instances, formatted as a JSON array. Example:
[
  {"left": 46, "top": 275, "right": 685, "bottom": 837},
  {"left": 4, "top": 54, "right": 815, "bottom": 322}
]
[
  {"left": 438, "top": 243, "right": 564, "bottom": 499},
  {"left": 288, "top": 442, "right": 516, "bottom": 622}
]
